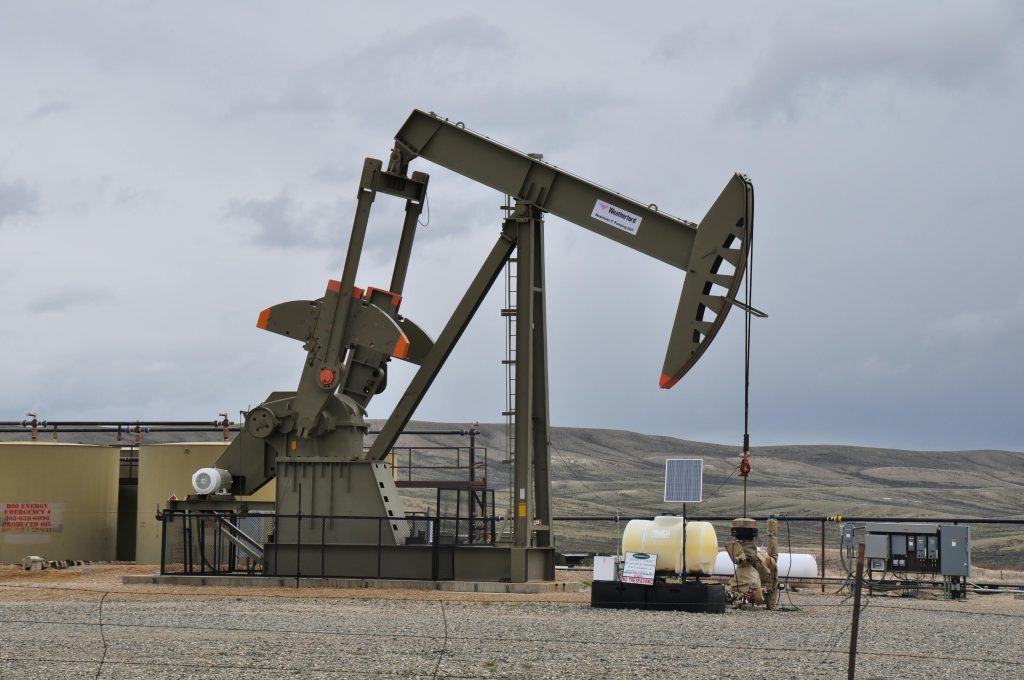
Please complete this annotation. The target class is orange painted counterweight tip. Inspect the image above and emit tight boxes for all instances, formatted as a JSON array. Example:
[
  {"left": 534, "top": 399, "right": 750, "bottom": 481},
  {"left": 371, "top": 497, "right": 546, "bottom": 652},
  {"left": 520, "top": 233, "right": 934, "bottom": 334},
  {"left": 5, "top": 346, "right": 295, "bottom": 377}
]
[
  {"left": 393, "top": 335, "right": 410, "bottom": 360},
  {"left": 256, "top": 308, "right": 271, "bottom": 329},
  {"left": 659, "top": 373, "right": 680, "bottom": 389}
]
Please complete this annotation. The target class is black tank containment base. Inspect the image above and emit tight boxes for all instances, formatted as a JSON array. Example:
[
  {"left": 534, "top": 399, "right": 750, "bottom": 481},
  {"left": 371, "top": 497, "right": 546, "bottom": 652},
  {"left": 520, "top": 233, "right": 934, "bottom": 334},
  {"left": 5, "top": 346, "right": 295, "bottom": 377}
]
[{"left": 590, "top": 581, "right": 726, "bottom": 613}]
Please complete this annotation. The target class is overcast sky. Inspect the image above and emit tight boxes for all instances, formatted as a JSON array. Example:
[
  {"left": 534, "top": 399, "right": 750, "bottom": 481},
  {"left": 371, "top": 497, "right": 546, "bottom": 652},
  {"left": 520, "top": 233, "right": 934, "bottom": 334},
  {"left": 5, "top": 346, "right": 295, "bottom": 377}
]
[{"left": 1, "top": 2, "right": 1022, "bottom": 451}]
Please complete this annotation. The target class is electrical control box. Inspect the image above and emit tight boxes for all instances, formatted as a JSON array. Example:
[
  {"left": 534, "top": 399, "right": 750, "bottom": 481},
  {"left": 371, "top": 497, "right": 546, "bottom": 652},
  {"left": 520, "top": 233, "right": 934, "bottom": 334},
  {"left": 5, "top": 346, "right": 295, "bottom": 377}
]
[
  {"left": 841, "top": 522, "right": 856, "bottom": 547},
  {"left": 861, "top": 522, "right": 969, "bottom": 577},
  {"left": 939, "top": 525, "right": 970, "bottom": 577}
]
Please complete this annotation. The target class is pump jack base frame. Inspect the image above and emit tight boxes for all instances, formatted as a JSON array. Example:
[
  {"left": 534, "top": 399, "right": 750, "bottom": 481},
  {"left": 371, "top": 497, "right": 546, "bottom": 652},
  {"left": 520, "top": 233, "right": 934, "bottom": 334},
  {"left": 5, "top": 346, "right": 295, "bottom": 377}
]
[
  {"left": 127, "top": 571, "right": 577, "bottom": 594},
  {"left": 163, "top": 499, "right": 554, "bottom": 582},
  {"left": 264, "top": 544, "right": 555, "bottom": 583},
  {"left": 590, "top": 580, "right": 726, "bottom": 614}
]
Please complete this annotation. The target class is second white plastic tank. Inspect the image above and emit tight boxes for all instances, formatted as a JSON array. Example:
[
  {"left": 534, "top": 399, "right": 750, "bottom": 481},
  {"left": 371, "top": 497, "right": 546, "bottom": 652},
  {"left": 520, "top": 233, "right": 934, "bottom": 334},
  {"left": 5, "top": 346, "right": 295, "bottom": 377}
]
[{"left": 713, "top": 550, "right": 819, "bottom": 578}]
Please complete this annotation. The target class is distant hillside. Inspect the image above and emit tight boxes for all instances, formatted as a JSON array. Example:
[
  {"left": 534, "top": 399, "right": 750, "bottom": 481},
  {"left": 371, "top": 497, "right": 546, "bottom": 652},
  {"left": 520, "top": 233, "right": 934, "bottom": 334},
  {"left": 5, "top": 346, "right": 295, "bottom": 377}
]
[
  {"left": 4, "top": 421, "right": 1022, "bottom": 566},
  {"left": 372, "top": 422, "right": 1024, "bottom": 566}
]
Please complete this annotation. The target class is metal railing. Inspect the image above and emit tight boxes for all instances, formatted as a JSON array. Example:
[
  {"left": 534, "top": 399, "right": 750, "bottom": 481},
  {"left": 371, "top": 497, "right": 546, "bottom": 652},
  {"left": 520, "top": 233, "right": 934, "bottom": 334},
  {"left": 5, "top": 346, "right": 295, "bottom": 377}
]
[
  {"left": 159, "top": 510, "right": 1024, "bottom": 584},
  {"left": 552, "top": 514, "right": 1024, "bottom": 589},
  {"left": 159, "top": 509, "right": 499, "bottom": 580}
]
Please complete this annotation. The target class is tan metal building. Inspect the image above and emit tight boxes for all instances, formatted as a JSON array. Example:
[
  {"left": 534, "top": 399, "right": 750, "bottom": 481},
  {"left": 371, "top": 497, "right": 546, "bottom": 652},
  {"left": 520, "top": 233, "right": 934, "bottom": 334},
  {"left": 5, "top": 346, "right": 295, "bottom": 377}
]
[{"left": 0, "top": 442, "right": 120, "bottom": 563}]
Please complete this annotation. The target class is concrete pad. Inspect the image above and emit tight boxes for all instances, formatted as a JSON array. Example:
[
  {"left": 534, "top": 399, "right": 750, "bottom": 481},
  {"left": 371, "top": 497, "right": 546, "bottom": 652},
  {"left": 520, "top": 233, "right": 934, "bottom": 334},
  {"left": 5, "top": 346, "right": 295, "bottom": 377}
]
[{"left": 121, "top": 573, "right": 581, "bottom": 593}]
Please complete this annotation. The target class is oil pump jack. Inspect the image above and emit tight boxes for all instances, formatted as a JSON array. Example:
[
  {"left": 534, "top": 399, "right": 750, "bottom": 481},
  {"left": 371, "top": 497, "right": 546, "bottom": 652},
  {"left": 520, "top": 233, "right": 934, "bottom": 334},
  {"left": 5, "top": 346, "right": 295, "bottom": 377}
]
[{"left": 176, "top": 110, "right": 753, "bottom": 582}]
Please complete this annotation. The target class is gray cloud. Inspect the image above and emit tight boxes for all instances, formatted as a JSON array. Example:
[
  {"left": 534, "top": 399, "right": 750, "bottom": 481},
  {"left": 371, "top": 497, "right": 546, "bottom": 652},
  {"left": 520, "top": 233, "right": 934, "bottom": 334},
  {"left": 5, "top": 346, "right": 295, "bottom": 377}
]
[
  {"left": 725, "top": 7, "right": 1023, "bottom": 121},
  {"left": 28, "top": 100, "right": 72, "bottom": 121},
  {"left": 227, "top": 177, "right": 493, "bottom": 257},
  {"left": 227, "top": 84, "right": 337, "bottom": 119},
  {"left": 225, "top": 189, "right": 329, "bottom": 249},
  {"left": 221, "top": 15, "right": 619, "bottom": 154},
  {"left": 311, "top": 163, "right": 355, "bottom": 184},
  {"left": 30, "top": 286, "right": 116, "bottom": 314},
  {"left": 225, "top": 15, "right": 512, "bottom": 123},
  {"left": 0, "top": 178, "right": 38, "bottom": 226}
]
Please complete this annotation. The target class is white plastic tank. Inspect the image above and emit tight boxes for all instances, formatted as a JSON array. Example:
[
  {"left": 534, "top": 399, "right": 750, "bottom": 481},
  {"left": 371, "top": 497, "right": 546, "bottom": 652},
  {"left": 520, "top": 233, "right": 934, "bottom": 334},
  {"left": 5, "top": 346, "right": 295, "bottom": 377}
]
[
  {"left": 713, "top": 550, "right": 737, "bottom": 576},
  {"left": 191, "top": 467, "right": 233, "bottom": 495},
  {"left": 713, "top": 550, "right": 819, "bottom": 578},
  {"left": 621, "top": 516, "right": 719, "bottom": 575},
  {"left": 777, "top": 553, "right": 819, "bottom": 578}
]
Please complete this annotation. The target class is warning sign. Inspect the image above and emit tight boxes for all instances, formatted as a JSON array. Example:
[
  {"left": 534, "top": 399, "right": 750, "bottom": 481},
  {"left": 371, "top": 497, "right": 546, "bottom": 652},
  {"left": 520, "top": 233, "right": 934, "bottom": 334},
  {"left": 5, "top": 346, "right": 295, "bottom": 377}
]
[
  {"left": 622, "top": 551, "right": 656, "bottom": 585},
  {"left": 1, "top": 503, "right": 65, "bottom": 534}
]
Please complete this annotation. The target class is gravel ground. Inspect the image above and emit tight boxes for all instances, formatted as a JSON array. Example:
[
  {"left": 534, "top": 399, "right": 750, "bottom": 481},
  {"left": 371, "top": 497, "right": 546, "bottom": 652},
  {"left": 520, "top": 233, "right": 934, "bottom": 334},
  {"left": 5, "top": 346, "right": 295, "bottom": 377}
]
[{"left": 1, "top": 566, "right": 1023, "bottom": 679}]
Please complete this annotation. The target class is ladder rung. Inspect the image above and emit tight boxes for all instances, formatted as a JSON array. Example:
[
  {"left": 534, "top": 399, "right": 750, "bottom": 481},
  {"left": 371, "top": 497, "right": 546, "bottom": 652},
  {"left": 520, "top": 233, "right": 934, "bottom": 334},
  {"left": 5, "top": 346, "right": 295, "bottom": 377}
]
[{"left": 501, "top": 410, "right": 515, "bottom": 417}]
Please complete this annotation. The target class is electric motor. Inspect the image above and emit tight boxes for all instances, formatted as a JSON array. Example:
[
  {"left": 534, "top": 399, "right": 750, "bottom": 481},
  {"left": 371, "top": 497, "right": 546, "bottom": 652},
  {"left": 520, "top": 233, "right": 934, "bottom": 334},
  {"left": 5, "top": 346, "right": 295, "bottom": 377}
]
[{"left": 191, "top": 467, "right": 233, "bottom": 495}]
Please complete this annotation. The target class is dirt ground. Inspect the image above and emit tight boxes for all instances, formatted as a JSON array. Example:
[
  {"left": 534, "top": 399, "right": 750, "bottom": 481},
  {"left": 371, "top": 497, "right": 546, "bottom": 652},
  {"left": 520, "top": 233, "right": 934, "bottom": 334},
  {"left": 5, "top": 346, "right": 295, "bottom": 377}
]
[{"left": 0, "top": 564, "right": 592, "bottom": 603}]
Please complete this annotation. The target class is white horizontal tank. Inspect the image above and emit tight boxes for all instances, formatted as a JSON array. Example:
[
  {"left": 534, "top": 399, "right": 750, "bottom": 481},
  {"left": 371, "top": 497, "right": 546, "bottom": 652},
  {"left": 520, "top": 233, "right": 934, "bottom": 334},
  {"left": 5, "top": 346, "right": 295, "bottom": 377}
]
[{"left": 713, "top": 550, "right": 819, "bottom": 578}]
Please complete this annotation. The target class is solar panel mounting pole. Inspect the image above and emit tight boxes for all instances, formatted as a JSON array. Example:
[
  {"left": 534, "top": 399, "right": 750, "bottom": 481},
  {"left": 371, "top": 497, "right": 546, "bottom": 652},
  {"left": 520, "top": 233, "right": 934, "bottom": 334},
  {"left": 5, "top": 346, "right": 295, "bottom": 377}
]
[{"left": 682, "top": 503, "right": 687, "bottom": 578}]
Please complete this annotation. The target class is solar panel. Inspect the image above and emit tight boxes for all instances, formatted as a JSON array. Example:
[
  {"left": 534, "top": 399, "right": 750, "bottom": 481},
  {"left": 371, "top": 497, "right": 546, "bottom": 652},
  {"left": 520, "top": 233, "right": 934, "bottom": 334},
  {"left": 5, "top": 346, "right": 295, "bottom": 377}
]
[{"left": 664, "top": 458, "right": 703, "bottom": 503}]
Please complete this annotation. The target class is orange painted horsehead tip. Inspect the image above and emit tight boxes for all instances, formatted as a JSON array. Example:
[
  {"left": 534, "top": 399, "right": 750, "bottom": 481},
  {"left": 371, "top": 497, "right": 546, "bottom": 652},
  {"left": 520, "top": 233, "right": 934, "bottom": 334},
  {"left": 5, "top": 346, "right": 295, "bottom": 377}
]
[{"left": 659, "top": 373, "right": 680, "bottom": 389}]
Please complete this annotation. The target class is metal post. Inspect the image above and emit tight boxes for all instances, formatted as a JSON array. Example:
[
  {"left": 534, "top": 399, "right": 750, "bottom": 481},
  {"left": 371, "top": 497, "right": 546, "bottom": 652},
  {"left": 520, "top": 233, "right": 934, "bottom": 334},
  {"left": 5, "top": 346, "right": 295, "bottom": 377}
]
[
  {"left": 197, "top": 519, "right": 205, "bottom": 575},
  {"left": 389, "top": 171, "right": 428, "bottom": 295},
  {"left": 531, "top": 209, "right": 552, "bottom": 548},
  {"left": 848, "top": 542, "right": 865, "bottom": 680},
  {"left": 294, "top": 159, "right": 380, "bottom": 436},
  {"left": 295, "top": 514, "right": 301, "bottom": 586},
  {"left": 821, "top": 520, "right": 826, "bottom": 594},
  {"left": 469, "top": 432, "right": 476, "bottom": 544},
  {"left": 513, "top": 202, "right": 553, "bottom": 550},
  {"left": 321, "top": 517, "right": 326, "bottom": 578},
  {"left": 682, "top": 504, "right": 688, "bottom": 578},
  {"left": 296, "top": 485, "right": 302, "bottom": 585},
  {"left": 184, "top": 519, "right": 192, "bottom": 575},
  {"left": 228, "top": 516, "right": 237, "bottom": 573},
  {"left": 159, "top": 511, "right": 167, "bottom": 575},
  {"left": 432, "top": 516, "right": 439, "bottom": 580},
  {"left": 377, "top": 518, "right": 383, "bottom": 578}
]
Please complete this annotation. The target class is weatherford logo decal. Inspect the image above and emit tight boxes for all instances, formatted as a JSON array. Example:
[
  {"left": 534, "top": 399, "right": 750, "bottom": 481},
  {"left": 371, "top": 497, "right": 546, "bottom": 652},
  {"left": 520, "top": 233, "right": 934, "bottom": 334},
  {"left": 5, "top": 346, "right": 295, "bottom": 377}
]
[{"left": 591, "top": 199, "right": 642, "bottom": 235}]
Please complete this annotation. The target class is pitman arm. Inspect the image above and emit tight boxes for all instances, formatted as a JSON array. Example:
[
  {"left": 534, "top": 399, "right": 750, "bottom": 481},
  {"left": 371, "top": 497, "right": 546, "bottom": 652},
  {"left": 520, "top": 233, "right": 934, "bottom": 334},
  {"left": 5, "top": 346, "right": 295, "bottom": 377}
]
[{"left": 392, "top": 110, "right": 753, "bottom": 387}]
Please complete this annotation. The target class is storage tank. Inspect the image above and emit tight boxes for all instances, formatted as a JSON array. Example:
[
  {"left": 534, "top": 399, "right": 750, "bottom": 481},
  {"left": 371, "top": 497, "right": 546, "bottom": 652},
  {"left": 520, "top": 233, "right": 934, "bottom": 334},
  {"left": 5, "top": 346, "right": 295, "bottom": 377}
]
[
  {"left": 621, "top": 515, "right": 718, "bottom": 575},
  {"left": 0, "top": 443, "right": 119, "bottom": 563},
  {"left": 777, "top": 553, "right": 818, "bottom": 578},
  {"left": 713, "top": 550, "right": 819, "bottom": 578}
]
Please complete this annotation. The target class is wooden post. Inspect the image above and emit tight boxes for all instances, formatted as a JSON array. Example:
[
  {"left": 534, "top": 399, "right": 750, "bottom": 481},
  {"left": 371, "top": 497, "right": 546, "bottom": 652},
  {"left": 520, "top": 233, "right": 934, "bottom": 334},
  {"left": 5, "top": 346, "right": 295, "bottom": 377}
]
[{"left": 847, "top": 542, "right": 865, "bottom": 680}]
